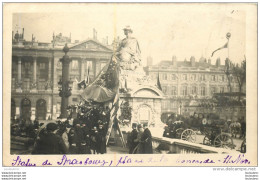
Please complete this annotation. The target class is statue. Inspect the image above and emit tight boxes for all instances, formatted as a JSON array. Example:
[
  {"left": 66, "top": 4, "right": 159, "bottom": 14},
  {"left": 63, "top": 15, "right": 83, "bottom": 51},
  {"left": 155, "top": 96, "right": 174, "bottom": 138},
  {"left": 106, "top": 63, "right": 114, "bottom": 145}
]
[
  {"left": 81, "top": 26, "right": 154, "bottom": 102},
  {"left": 115, "top": 26, "right": 147, "bottom": 91},
  {"left": 116, "top": 26, "right": 141, "bottom": 71}
]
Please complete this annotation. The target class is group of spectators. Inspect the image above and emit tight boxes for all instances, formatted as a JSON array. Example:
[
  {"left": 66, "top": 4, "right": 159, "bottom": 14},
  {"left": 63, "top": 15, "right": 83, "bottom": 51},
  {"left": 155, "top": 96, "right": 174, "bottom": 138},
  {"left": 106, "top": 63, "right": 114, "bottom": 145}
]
[{"left": 11, "top": 102, "right": 111, "bottom": 155}]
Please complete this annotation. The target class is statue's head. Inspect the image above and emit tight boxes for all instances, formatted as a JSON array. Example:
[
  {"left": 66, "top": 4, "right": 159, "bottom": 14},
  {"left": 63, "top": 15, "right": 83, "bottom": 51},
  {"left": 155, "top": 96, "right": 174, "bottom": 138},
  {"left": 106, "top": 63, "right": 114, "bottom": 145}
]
[{"left": 123, "top": 26, "right": 133, "bottom": 35}]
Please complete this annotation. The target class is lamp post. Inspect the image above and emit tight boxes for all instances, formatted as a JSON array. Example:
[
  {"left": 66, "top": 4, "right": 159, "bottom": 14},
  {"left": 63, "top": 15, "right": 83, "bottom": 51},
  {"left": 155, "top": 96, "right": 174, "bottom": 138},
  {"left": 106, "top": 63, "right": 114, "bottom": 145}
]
[{"left": 59, "top": 44, "right": 72, "bottom": 118}]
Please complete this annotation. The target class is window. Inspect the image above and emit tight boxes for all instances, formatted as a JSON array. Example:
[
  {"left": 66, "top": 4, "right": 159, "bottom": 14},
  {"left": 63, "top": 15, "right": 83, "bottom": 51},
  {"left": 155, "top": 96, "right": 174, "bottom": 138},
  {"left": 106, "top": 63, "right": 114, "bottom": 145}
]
[
  {"left": 191, "top": 86, "right": 197, "bottom": 94},
  {"left": 162, "top": 100, "right": 168, "bottom": 109},
  {"left": 72, "top": 98, "right": 78, "bottom": 102},
  {"left": 210, "top": 87, "right": 216, "bottom": 95},
  {"left": 201, "top": 87, "right": 206, "bottom": 96},
  {"left": 191, "top": 74, "right": 196, "bottom": 81},
  {"left": 100, "top": 62, "right": 106, "bottom": 70},
  {"left": 211, "top": 75, "right": 216, "bottom": 81},
  {"left": 220, "top": 87, "right": 225, "bottom": 93},
  {"left": 220, "top": 75, "right": 224, "bottom": 82},
  {"left": 171, "top": 74, "right": 176, "bottom": 80},
  {"left": 162, "top": 86, "right": 167, "bottom": 94},
  {"left": 39, "top": 63, "right": 46, "bottom": 70},
  {"left": 171, "top": 86, "right": 177, "bottom": 95},
  {"left": 170, "top": 101, "right": 175, "bottom": 108},
  {"left": 182, "top": 74, "right": 187, "bottom": 80},
  {"left": 71, "top": 60, "right": 79, "bottom": 69},
  {"left": 182, "top": 86, "right": 187, "bottom": 96},
  {"left": 200, "top": 74, "right": 206, "bottom": 81},
  {"left": 162, "top": 74, "right": 167, "bottom": 80}
]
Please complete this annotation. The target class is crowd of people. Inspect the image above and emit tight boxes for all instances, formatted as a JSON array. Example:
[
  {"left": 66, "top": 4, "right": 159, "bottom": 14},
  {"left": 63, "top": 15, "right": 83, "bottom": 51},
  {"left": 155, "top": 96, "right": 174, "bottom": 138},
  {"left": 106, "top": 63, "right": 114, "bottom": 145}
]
[
  {"left": 11, "top": 100, "right": 154, "bottom": 154},
  {"left": 11, "top": 101, "right": 111, "bottom": 154}
]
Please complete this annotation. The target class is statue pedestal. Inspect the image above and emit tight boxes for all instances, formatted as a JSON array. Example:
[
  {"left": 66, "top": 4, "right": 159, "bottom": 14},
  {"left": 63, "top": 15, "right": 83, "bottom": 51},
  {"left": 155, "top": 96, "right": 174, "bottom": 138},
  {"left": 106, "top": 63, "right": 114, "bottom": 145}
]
[{"left": 119, "top": 84, "right": 164, "bottom": 128}]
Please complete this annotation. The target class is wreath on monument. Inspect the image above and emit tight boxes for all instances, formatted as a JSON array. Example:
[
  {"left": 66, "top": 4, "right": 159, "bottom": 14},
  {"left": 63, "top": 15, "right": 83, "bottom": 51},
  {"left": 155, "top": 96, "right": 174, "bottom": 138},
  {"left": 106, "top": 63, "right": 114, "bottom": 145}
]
[{"left": 119, "top": 101, "right": 132, "bottom": 124}]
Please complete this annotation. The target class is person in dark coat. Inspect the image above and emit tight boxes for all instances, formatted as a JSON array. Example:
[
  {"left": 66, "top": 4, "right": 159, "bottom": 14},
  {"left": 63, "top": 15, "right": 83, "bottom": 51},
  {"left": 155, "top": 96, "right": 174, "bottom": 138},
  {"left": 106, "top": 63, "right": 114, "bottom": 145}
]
[
  {"left": 69, "top": 118, "right": 85, "bottom": 154},
  {"left": 96, "top": 124, "right": 107, "bottom": 154},
  {"left": 141, "top": 123, "right": 153, "bottom": 154},
  {"left": 32, "top": 123, "right": 68, "bottom": 154},
  {"left": 90, "top": 126, "right": 99, "bottom": 154},
  {"left": 79, "top": 123, "right": 91, "bottom": 154},
  {"left": 129, "top": 123, "right": 138, "bottom": 154},
  {"left": 240, "top": 117, "right": 246, "bottom": 139},
  {"left": 68, "top": 127, "right": 78, "bottom": 154}
]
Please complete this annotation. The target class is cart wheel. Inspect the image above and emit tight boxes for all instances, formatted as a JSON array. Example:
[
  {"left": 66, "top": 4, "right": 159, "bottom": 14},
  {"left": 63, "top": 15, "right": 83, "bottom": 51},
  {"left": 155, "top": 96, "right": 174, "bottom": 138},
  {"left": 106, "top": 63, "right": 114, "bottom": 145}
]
[
  {"left": 175, "top": 128, "right": 184, "bottom": 139},
  {"left": 181, "top": 129, "right": 196, "bottom": 143},
  {"left": 203, "top": 136, "right": 211, "bottom": 146},
  {"left": 241, "top": 139, "right": 246, "bottom": 153},
  {"left": 214, "top": 133, "right": 235, "bottom": 149}
]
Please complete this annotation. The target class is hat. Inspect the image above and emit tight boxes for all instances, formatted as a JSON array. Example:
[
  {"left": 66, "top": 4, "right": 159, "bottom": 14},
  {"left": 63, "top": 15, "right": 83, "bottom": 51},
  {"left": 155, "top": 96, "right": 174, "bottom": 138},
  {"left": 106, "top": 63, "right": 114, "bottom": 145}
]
[
  {"left": 46, "top": 123, "right": 58, "bottom": 132},
  {"left": 137, "top": 124, "right": 143, "bottom": 129},
  {"left": 123, "top": 26, "right": 133, "bottom": 32},
  {"left": 143, "top": 123, "right": 148, "bottom": 128},
  {"left": 132, "top": 123, "right": 137, "bottom": 128}
]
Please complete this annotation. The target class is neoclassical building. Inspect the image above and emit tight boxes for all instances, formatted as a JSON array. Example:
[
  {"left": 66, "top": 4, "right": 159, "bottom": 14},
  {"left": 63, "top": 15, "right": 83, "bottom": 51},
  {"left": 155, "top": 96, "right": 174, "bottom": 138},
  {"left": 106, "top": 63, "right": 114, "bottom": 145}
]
[
  {"left": 11, "top": 30, "right": 113, "bottom": 121},
  {"left": 144, "top": 56, "right": 243, "bottom": 115}
]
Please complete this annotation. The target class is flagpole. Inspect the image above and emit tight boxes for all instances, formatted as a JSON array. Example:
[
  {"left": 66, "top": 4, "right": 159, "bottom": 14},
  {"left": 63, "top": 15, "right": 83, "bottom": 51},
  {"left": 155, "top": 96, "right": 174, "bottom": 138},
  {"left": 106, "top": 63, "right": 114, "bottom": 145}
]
[
  {"left": 228, "top": 38, "right": 230, "bottom": 59},
  {"left": 226, "top": 32, "right": 231, "bottom": 59}
]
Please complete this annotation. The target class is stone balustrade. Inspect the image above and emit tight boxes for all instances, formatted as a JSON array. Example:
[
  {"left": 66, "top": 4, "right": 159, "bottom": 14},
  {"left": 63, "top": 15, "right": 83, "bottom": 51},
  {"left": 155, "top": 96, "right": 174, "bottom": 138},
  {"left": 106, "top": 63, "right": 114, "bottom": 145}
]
[{"left": 152, "top": 136, "right": 235, "bottom": 154}]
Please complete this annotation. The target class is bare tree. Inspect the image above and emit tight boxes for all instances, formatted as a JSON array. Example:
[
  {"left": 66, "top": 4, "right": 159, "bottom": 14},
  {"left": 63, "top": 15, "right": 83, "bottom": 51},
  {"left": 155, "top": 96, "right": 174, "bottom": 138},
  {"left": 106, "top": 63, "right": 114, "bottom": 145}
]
[
  {"left": 232, "top": 57, "right": 246, "bottom": 101},
  {"left": 224, "top": 58, "right": 233, "bottom": 93}
]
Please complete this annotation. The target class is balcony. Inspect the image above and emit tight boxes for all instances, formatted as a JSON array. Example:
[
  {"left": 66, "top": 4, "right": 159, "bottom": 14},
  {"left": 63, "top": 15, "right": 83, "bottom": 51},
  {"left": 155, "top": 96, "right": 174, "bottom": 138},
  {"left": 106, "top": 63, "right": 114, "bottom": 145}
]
[{"left": 11, "top": 79, "right": 52, "bottom": 93}]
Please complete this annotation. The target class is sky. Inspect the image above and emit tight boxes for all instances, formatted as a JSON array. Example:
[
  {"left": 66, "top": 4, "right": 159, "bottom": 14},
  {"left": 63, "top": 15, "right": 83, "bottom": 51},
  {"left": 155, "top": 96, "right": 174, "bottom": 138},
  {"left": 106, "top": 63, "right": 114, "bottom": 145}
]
[{"left": 12, "top": 3, "right": 247, "bottom": 66}]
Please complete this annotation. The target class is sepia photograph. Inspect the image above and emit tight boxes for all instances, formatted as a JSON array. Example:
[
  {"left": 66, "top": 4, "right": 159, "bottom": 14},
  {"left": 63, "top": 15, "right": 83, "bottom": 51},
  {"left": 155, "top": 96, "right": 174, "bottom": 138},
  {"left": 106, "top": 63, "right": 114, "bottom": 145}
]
[{"left": 2, "top": 2, "right": 258, "bottom": 169}]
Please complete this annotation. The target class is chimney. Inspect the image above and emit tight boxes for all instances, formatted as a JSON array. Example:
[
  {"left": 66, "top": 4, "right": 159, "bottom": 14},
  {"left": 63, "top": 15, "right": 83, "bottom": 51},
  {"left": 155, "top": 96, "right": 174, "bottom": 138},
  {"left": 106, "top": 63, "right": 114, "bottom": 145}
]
[
  {"left": 22, "top": 28, "right": 24, "bottom": 39},
  {"left": 93, "top": 28, "right": 96, "bottom": 40},
  {"left": 208, "top": 59, "right": 211, "bottom": 65},
  {"left": 147, "top": 56, "right": 153, "bottom": 66},
  {"left": 12, "top": 31, "right": 14, "bottom": 41},
  {"left": 190, "top": 56, "right": 195, "bottom": 67},
  {"left": 216, "top": 58, "right": 221, "bottom": 67},
  {"left": 106, "top": 36, "right": 108, "bottom": 45},
  {"left": 172, "top": 55, "right": 177, "bottom": 67},
  {"left": 199, "top": 56, "right": 205, "bottom": 63}
]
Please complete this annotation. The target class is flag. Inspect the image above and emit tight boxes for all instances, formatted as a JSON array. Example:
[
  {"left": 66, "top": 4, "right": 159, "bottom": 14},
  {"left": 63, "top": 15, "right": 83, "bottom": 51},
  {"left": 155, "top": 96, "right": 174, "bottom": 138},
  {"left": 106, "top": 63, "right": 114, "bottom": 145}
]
[
  {"left": 157, "top": 73, "right": 162, "bottom": 91},
  {"left": 80, "top": 55, "right": 120, "bottom": 103},
  {"left": 211, "top": 42, "right": 228, "bottom": 57}
]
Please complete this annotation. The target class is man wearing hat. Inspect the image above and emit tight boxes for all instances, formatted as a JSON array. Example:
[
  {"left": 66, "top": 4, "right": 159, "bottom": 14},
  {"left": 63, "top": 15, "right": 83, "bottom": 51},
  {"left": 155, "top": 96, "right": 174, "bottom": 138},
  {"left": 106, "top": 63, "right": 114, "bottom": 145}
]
[
  {"left": 128, "top": 123, "right": 138, "bottom": 154},
  {"left": 141, "top": 123, "right": 153, "bottom": 154},
  {"left": 32, "top": 123, "right": 68, "bottom": 154}
]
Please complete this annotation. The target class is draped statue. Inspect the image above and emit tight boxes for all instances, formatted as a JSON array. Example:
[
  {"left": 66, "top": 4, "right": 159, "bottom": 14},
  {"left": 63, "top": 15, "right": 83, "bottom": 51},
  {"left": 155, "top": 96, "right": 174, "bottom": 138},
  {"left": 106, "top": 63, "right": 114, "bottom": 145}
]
[{"left": 80, "top": 26, "right": 152, "bottom": 102}]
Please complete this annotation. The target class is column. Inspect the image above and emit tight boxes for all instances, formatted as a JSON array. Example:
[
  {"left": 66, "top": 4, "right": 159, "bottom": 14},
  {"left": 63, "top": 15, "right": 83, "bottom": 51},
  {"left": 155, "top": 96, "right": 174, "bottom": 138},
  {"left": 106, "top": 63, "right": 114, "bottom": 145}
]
[
  {"left": 95, "top": 58, "right": 101, "bottom": 75},
  {"left": 53, "top": 57, "right": 59, "bottom": 92},
  {"left": 17, "top": 57, "right": 22, "bottom": 84},
  {"left": 48, "top": 57, "right": 52, "bottom": 81},
  {"left": 47, "top": 57, "right": 52, "bottom": 90},
  {"left": 80, "top": 59, "right": 85, "bottom": 81},
  {"left": 16, "top": 57, "right": 22, "bottom": 92},
  {"left": 33, "top": 57, "right": 37, "bottom": 82},
  {"left": 31, "top": 56, "right": 37, "bottom": 92}
]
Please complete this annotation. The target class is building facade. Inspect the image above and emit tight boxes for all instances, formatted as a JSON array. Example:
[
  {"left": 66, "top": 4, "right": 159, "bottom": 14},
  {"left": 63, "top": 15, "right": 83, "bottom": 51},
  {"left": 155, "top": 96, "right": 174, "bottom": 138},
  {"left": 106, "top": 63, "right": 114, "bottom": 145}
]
[
  {"left": 144, "top": 56, "right": 242, "bottom": 116},
  {"left": 11, "top": 30, "right": 113, "bottom": 121}
]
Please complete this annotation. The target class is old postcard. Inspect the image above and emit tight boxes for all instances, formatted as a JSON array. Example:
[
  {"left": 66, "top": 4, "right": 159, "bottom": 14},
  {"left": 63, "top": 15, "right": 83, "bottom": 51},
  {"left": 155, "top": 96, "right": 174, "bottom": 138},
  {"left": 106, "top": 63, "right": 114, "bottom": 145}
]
[{"left": 2, "top": 3, "right": 258, "bottom": 167}]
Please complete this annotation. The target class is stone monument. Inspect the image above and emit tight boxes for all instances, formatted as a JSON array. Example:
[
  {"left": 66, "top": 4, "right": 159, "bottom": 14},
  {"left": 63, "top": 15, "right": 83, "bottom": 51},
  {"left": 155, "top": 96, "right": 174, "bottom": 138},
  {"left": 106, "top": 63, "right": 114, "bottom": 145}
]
[{"left": 115, "top": 26, "right": 164, "bottom": 128}]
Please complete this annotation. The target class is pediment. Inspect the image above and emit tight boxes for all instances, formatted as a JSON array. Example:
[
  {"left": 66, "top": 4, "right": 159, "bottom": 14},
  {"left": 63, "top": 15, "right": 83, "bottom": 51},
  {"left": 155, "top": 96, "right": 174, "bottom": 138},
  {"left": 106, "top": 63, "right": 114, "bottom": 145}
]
[
  {"left": 134, "top": 89, "right": 159, "bottom": 97},
  {"left": 70, "top": 39, "right": 112, "bottom": 52}
]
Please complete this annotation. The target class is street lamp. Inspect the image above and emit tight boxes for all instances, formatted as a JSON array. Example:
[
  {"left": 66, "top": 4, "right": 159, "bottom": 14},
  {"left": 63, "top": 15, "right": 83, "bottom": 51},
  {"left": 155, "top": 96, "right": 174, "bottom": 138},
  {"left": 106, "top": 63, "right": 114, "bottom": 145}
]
[{"left": 59, "top": 43, "right": 72, "bottom": 119}]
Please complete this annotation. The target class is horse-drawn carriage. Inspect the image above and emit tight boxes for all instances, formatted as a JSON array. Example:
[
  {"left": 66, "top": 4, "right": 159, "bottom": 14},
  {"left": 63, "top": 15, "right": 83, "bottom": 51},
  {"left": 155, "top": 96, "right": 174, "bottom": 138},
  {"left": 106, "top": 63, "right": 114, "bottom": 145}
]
[{"left": 163, "top": 113, "right": 236, "bottom": 150}]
